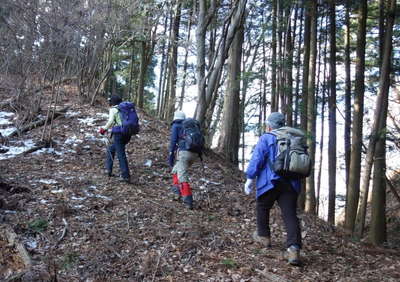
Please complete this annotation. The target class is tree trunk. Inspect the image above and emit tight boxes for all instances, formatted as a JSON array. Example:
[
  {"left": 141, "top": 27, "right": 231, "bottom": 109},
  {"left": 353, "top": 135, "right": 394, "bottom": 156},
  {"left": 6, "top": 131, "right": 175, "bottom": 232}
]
[
  {"left": 166, "top": 1, "right": 182, "bottom": 122},
  {"left": 218, "top": 16, "right": 244, "bottom": 165},
  {"left": 156, "top": 15, "right": 169, "bottom": 116},
  {"left": 297, "top": 2, "right": 310, "bottom": 211},
  {"left": 137, "top": 41, "right": 147, "bottom": 108},
  {"left": 327, "top": 0, "right": 337, "bottom": 225},
  {"left": 178, "top": 6, "right": 193, "bottom": 110},
  {"left": 344, "top": 0, "right": 352, "bottom": 189},
  {"left": 357, "top": 0, "right": 394, "bottom": 239},
  {"left": 271, "top": 0, "right": 278, "bottom": 112},
  {"left": 195, "top": 0, "right": 247, "bottom": 126},
  {"left": 305, "top": 0, "right": 317, "bottom": 214},
  {"left": 345, "top": 0, "right": 368, "bottom": 234},
  {"left": 293, "top": 7, "right": 303, "bottom": 127}
]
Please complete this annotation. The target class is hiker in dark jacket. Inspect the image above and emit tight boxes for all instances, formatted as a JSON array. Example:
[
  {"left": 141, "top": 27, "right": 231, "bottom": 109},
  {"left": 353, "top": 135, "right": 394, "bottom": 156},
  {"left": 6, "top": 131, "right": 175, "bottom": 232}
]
[
  {"left": 168, "top": 111, "right": 197, "bottom": 209},
  {"left": 99, "top": 95, "right": 131, "bottom": 183},
  {"left": 244, "top": 112, "right": 302, "bottom": 266}
]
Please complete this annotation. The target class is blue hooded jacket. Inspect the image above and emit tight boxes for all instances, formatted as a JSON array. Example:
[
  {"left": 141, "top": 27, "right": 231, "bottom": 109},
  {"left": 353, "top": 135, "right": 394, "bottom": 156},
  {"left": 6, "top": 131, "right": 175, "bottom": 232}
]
[
  {"left": 246, "top": 133, "right": 301, "bottom": 198},
  {"left": 169, "top": 119, "right": 187, "bottom": 153}
]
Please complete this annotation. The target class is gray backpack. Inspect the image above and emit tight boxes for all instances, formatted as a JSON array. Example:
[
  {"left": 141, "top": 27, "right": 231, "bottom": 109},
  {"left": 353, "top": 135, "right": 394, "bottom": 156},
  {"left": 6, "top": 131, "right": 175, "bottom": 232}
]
[{"left": 268, "top": 126, "right": 312, "bottom": 179}]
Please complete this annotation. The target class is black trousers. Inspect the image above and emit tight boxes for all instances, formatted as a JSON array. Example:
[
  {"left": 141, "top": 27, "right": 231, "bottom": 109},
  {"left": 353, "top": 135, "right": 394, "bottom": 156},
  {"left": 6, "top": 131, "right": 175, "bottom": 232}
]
[{"left": 256, "top": 180, "right": 302, "bottom": 248}]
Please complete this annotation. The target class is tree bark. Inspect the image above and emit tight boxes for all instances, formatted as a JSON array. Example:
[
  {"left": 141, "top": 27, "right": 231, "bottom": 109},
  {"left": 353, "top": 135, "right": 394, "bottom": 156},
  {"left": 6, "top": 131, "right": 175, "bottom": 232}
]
[
  {"left": 358, "top": 0, "right": 394, "bottom": 240},
  {"left": 327, "top": 0, "right": 337, "bottom": 225},
  {"left": 218, "top": 13, "right": 244, "bottom": 165},
  {"left": 344, "top": 0, "right": 352, "bottom": 189},
  {"left": 345, "top": 0, "right": 368, "bottom": 234},
  {"left": 305, "top": 0, "right": 317, "bottom": 215},
  {"left": 166, "top": 1, "right": 182, "bottom": 122}
]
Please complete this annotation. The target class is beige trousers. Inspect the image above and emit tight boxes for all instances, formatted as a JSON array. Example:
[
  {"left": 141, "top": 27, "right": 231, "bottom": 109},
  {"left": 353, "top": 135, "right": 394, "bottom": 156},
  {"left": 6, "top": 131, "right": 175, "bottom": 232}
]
[{"left": 172, "top": 150, "right": 198, "bottom": 183}]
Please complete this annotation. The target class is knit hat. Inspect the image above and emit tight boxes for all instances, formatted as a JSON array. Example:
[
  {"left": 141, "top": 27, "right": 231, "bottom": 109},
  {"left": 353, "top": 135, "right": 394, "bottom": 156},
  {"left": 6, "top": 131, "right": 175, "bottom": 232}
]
[
  {"left": 173, "top": 111, "right": 186, "bottom": 121},
  {"left": 108, "top": 95, "right": 122, "bottom": 106},
  {"left": 266, "top": 112, "right": 285, "bottom": 129}
]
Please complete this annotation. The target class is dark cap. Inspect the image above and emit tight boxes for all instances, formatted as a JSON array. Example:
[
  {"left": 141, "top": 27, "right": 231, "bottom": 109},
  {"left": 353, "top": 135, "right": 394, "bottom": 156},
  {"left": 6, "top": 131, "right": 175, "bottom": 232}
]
[{"left": 108, "top": 95, "right": 122, "bottom": 106}]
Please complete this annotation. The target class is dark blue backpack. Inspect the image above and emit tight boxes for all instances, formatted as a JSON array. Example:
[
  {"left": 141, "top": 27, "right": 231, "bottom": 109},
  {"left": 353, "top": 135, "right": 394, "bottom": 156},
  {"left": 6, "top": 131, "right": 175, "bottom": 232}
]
[
  {"left": 112, "top": 102, "right": 139, "bottom": 136},
  {"left": 180, "top": 118, "right": 204, "bottom": 153}
]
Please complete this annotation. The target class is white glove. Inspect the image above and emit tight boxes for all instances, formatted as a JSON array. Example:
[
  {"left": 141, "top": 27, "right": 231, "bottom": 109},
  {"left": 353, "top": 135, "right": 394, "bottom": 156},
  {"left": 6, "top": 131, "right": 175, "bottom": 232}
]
[{"left": 244, "top": 178, "right": 254, "bottom": 195}]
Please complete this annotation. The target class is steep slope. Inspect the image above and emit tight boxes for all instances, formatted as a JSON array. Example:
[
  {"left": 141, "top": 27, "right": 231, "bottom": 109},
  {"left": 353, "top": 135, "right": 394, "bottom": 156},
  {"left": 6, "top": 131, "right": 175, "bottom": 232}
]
[{"left": 1, "top": 94, "right": 400, "bottom": 281}]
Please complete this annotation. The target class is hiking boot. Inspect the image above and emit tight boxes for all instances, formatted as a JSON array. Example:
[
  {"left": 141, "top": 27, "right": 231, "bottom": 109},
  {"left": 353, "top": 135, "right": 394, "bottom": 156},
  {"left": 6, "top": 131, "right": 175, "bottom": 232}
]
[
  {"left": 252, "top": 231, "right": 271, "bottom": 247},
  {"left": 105, "top": 170, "right": 113, "bottom": 177},
  {"left": 285, "top": 245, "right": 301, "bottom": 266},
  {"left": 119, "top": 177, "right": 131, "bottom": 184},
  {"left": 170, "top": 185, "right": 181, "bottom": 200}
]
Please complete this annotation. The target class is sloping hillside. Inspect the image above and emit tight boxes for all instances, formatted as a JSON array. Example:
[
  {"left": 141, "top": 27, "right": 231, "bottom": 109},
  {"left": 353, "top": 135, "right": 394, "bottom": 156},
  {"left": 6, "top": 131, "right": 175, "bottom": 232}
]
[{"left": 1, "top": 91, "right": 400, "bottom": 281}]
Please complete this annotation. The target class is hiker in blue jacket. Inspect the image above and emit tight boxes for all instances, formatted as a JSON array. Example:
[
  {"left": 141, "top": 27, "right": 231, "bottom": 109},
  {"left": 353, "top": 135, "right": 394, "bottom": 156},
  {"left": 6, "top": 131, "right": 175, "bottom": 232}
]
[
  {"left": 99, "top": 95, "right": 131, "bottom": 183},
  {"left": 168, "top": 111, "right": 197, "bottom": 209},
  {"left": 244, "top": 112, "right": 302, "bottom": 266}
]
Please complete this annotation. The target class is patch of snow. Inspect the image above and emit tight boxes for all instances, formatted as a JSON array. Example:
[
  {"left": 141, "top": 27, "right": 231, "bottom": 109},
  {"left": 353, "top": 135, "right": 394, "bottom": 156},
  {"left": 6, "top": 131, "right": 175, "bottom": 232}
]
[
  {"left": 71, "top": 196, "right": 86, "bottom": 201},
  {"left": 65, "top": 111, "right": 81, "bottom": 118},
  {"left": 25, "top": 239, "right": 38, "bottom": 249},
  {"left": 95, "top": 194, "right": 112, "bottom": 200},
  {"left": 96, "top": 113, "right": 108, "bottom": 119},
  {"left": 0, "top": 139, "right": 36, "bottom": 160},
  {"left": 40, "top": 199, "right": 48, "bottom": 204},
  {"left": 65, "top": 135, "right": 82, "bottom": 146},
  {"left": 0, "top": 111, "right": 14, "bottom": 119},
  {"left": 0, "top": 126, "right": 17, "bottom": 137},
  {"left": 144, "top": 160, "right": 152, "bottom": 167},
  {"left": 73, "top": 205, "right": 85, "bottom": 209},
  {"left": 38, "top": 179, "right": 58, "bottom": 184},
  {"left": 51, "top": 189, "right": 64, "bottom": 193},
  {"left": 77, "top": 117, "right": 97, "bottom": 126}
]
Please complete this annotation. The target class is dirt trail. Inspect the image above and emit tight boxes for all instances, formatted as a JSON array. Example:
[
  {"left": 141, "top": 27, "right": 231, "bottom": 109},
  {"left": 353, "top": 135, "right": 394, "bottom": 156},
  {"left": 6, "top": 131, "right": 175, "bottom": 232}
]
[{"left": 1, "top": 99, "right": 400, "bottom": 281}]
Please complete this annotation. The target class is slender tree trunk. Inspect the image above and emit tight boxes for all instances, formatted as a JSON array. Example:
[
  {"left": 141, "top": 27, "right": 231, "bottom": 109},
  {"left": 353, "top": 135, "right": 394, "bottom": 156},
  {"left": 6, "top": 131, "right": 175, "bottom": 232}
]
[
  {"left": 327, "top": 0, "right": 337, "bottom": 225},
  {"left": 285, "top": 6, "right": 293, "bottom": 125},
  {"left": 178, "top": 6, "right": 193, "bottom": 110},
  {"left": 344, "top": 0, "right": 352, "bottom": 189},
  {"left": 297, "top": 2, "right": 310, "bottom": 211},
  {"left": 137, "top": 41, "right": 147, "bottom": 108},
  {"left": 357, "top": 0, "right": 394, "bottom": 239},
  {"left": 345, "top": 0, "right": 368, "bottom": 234},
  {"left": 294, "top": 7, "right": 303, "bottom": 127},
  {"left": 166, "top": 1, "right": 182, "bottom": 122},
  {"left": 316, "top": 13, "right": 328, "bottom": 217},
  {"left": 157, "top": 15, "right": 169, "bottom": 116},
  {"left": 218, "top": 15, "right": 244, "bottom": 165},
  {"left": 305, "top": 0, "right": 317, "bottom": 214},
  {"left": 271, "top": 0, "right": 278, "bottom": 112}
]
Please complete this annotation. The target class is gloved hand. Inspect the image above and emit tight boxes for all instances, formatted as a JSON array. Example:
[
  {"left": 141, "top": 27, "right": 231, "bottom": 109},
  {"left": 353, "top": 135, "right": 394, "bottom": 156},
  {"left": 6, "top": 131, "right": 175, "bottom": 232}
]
[
  {"left": 244, "top": 178, "right": 254, "bottom": 195},
  {"left": 168, "top": 152, "right": 175, "bottom": 167},
  {"left": 99, "top": 128, "right": 107, "bottom": 135}
]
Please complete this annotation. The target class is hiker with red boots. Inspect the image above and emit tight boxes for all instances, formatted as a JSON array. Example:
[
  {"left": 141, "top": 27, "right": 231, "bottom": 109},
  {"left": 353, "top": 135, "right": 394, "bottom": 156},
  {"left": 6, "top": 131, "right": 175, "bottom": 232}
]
[
  {"left": 244, "top": 112, "right": 309, "bottom": 266},
  {"left": 99, "top": 95, "right": 139, "bottom": 184},
  {"left": 168, "top": 111, "right": 204, "bottom": 209}
]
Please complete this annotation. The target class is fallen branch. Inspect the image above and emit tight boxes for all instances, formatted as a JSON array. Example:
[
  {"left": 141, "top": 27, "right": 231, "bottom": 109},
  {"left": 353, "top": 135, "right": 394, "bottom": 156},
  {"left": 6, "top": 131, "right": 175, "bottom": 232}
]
[
  {"left": 7, "top": 107, "right": 69, "bottom": 138},
  {"left": 151, "top": 237, "right": 172, "bottom": 282},
  {"left": 57, "top": 218, "right": 68, "bottom": 244},
  {"left": 22, "top": 141, "right": 50, "bottom": 155}
]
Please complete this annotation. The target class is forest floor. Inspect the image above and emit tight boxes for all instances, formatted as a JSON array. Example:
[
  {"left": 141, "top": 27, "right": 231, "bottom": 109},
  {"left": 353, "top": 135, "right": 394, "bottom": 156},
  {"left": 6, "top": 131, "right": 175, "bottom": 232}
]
[{"left": 1, "top": 87, "right": 400, "bottom": 281}]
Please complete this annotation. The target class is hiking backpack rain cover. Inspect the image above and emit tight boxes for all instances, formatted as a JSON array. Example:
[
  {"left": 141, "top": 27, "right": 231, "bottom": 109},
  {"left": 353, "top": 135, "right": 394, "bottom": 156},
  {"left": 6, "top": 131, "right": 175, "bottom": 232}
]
[
  {"left": 268, "top": 126, "right": 312, "bottom": 179},
  {"left": 181, "top": 118, "right": 204, "bottom": 153},
  {"left": 112, "top": 102, "right": 140, "bottom": 137}
]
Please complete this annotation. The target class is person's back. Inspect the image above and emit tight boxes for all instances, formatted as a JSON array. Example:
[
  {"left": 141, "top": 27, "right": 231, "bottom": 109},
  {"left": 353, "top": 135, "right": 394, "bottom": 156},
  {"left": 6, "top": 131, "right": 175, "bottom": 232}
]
[
  {"left": 168, "top": 111, "right": 200, "bottom": 209},
  {"left": 244, "top": 112, "right": 303, "bottom": 266}
]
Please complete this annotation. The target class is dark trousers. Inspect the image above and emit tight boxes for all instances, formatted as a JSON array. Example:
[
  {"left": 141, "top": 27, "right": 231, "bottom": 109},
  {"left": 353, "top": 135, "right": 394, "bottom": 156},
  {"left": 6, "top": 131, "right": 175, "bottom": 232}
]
[
  {"left": 256, "top": 180, "right": 302, "bottom": 248},
  {"left": 105, "top": 133, "right": 131, "bottom": 179}
]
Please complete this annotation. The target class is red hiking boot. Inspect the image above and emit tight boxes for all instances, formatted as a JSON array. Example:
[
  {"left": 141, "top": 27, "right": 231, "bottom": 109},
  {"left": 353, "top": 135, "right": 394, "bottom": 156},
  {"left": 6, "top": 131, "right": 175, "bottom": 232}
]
[{"left": 180, "top": 182, "right": 193, "bottom": 209}]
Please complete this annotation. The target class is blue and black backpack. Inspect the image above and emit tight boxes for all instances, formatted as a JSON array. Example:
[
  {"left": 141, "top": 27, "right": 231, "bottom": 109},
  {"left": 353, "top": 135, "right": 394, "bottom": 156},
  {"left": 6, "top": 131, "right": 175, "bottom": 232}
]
[
  {"left": 112, "top": 102, "right": 140, "bottom": 137},
  {"left": 180, "top": 118, "right": 204, "bottom": 154}
]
